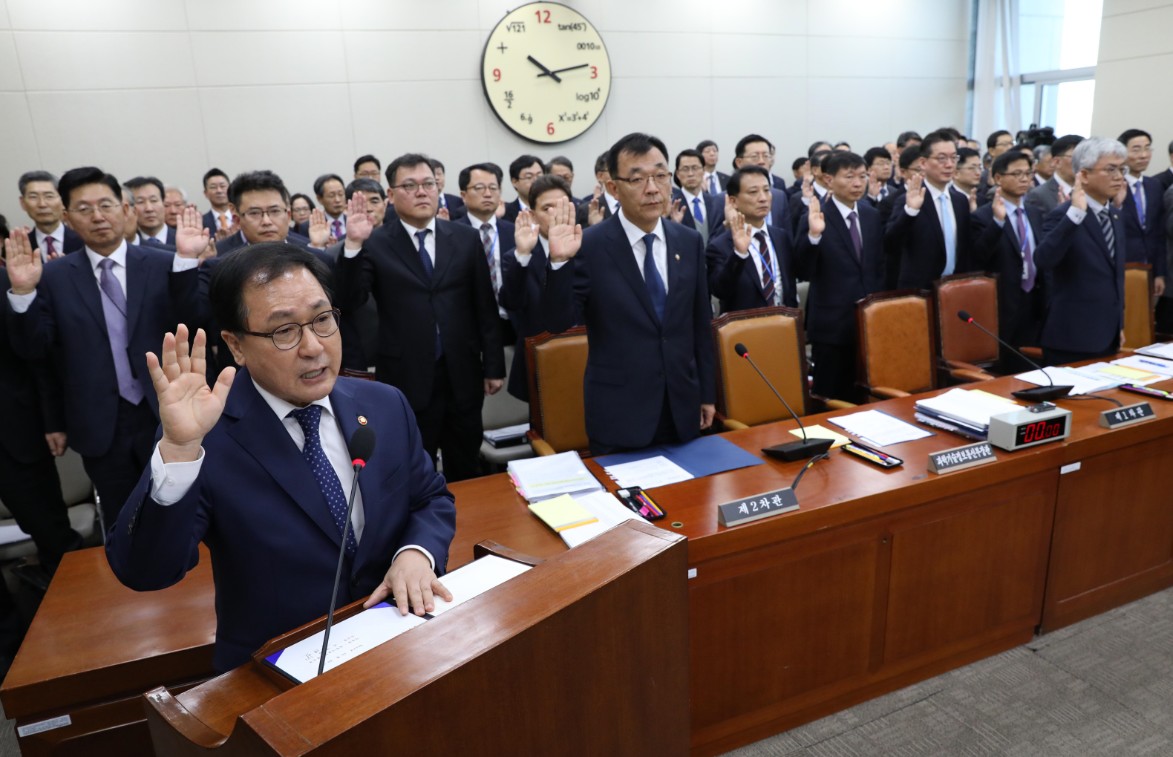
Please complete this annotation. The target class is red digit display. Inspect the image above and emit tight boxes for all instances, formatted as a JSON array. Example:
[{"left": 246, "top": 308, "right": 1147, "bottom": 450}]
[{"left": 1014, "top": 417, "right": 1067, "bottom": 447}]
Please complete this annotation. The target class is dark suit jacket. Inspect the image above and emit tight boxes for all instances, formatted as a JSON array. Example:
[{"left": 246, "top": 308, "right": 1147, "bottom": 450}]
[
  {"left": 794, "top": 200, "right": 886, "bottom": 345},
  {"left": 885, "top": 185, "right": 973, "bottom": 290},
  {"left": 707, "top": 188, "right": 791, "bottom": 239},
  {"left": 106, "top": 372, "right": 456, "bottom": 671},
  {"left": 706, "top": 226, "right": 797, "bottom": 313},
  {"left": 1034, "top": 202, "right": 1126, "bottom": 353},
  {"left": 771, "top": 174, "right": 789, "bottom": 191},
  {"left": 335, "top": 220, "right": 505, "bottom": 413},
  {"left": 1155, "top": 167, "right": 1173, "bottom": 193},
  {"left": 499, "top": 239, "right": 563, "bottom": 401},
  {"left": 970, "top": 202, "right": 1047, "bottom": 346},
  {"left": 0, "top": 269, "right": 61, "bottom": 462},
  {"left": 502, "top": 198, "right": 523, "bottom": 224},
  {"left": 29, "top": 225, "right": 84, "bottom": 256},
  {"left": 439, "top": 193, "right": 467, "bottom": 222},
  {"left": 202, "top": 209, "right": 234, "bottom": 235},
  {"left": 216, "top": 230, "right": 312, "bottom": 256},
  {"left": 575, "top": 195, "right": 615, "bottom": 228},
  {"left": 540, "top": 215, "right": 715, "bottom": 450},
  {"left": 1119, "top": 175, "right": 1167, "bottom": 277},
  {"left": 141, "top": 226, "right": 177, "bottom": 247},
  {"left": 1025, "top": 177, "right": 1065, "bottom": 217},
  {"left": 6, "top": 246, "right": 203, "bottom": 458},
  {"left": 671, "top": 188, "right": 721, "bottom": 243}
]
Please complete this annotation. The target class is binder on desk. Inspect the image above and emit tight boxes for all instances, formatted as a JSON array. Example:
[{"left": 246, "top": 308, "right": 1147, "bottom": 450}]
[{"left": 595, "top": 435, "right": 764, "bottom": 483}]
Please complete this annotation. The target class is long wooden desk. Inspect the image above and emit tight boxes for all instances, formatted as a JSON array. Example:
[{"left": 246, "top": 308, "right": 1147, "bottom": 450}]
[{"left": 5, "top": 367, "right": 1172, "bottom": 755}]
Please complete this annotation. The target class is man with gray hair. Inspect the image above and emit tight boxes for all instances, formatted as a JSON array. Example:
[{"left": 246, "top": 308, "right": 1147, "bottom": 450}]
[
  {"left": 1034, "top": 137, "right": 1127, "bottom": 365},
  {"left": 1032, "top": 145, "right": 1054, "bottom": 186},
  {"left": 17, "top": 171, "right": 83, "bottom": 259}
]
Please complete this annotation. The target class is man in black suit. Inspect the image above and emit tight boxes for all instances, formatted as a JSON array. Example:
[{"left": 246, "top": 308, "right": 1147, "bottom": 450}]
[
  {"left": 971, "top": 151, "right": 1047, "bottom": 371},
  {"left": 502, "top": 155, "right": 545, "bottom": 223},
  {"left": 313, "top": 173, "right": 347, "bottom": 244},
  {"left": 975, "top": 130, "right": 1015, "bottom": 202},
  {"left": 457, "top": 162, "right": 516, "bottom": 346},
  {"left": 789, "top": 156, "right": 810, "bottom": 195},
  {"left": 538, "top": 133, "right": 715, "bottom": 454},
  {"left": 430, "top": 158, "right": 467, "bottom": 223},
  {"left": 670, "top": 149, "right": 720, "bottom": 245},
  {"left": 354, "top": 154, "right": 383, "bottom": 187},
  {"left": 1035, "top": 138, "right": 1128, "bottom": 366},
  {"left": 201, "top": 168, "right": 236, "bottom": 240},
  {"left": 18, "top": 171, "right": 83, "bottom": 259},
  {"left": 862, "top": 147, "right": 894, "bottom": 207},
  {"left": 336, "top": 153, "right": 505, "bottom": 481},
  {"left": 1118, "top": 129, "right": 1167, "bottom": 296},
  {"left": 889, "top": 132, "right": 923, "bottom": 191},
  {"left": 1026, "top": 135, "right": 1083, "bottom": 217},
  {"left": 325, "top": 178, "right": 385, "bottom": 372},
  {"left": 953, "top": 147, "right": 983, "bottom": 205},
  {"left": 124, "top": 176, "right": 177, "bottom": 247},
  {"left": 1155, "top": 140, "right": 1173, "bottom": 192},
  {"left": 796, "top": 152, "right": 886, "bottom": 402},
  {"left": 5, "top": 167, "right": 206, "bottom": 523},
  {"left": 706, "top": 166, "right": 797, "bottom": 315},
  {"left": 547, "top": 156, "right": 582, "bottom": 202},
  {"left": 215, "top": 171, "right": 314, "bottom": 256},
  {"left": 576, "top": 152, "right": 618, "bottom": 228},
  {"left": 697, "top": 140, "right": 729, "bottom": 195},
  {"left": 788, "top": 149, "right": 832, "bottom": 234},
  {"left": 886, "top": 130, "right": 973, "bottom": 290},
  {"left": 709, "top": 134, "right": 792, "bottom": 236}
]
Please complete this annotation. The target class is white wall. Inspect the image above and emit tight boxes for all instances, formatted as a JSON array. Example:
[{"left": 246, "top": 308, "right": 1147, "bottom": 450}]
[
  {"left": 0, "top": 0, "right": 969, "bottom": 227},
  {"left": 1091, "top": 0, "right": 1173, "bottom": 159}
]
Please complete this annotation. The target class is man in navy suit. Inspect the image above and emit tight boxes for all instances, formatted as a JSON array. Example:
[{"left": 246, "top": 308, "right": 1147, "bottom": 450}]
[
  {"left": 576, "top": 152, "right": 618, "bottom": 228},
  {"left": 862, "top": 147, "right": 895, "bottom": 208},
  {"left": 971, "top": 151, "right": 1048, "bottom": 371},
  {"left": 500, "top": 174, "right": 579, "bottom": 401},
  {"left": 106, "top": 246, "right": 455, "bottom": 672},
  {"left": 1035, "top": 138, "right": 1128, "bottom": 366},
  {"left": 1117, "top": 129, "right": 1167, "bottom": 297},
  {"left": 457, "top": 162, "right": 516, "bottom": 347},
  {"left": 215, "top": 171, "right": 314, "bottom": 256},
  {"left": 538, "top": 133, "right": 715, "bottom": 454},
  {"left": 5, "top": 167, "right": 206, "bottom": 523},
  {"left": 697, "top": 140, "right": 729, "bottom": 195},
  {"left": 706, "top": 166, "right": 797, "bottom": 315},
  {"left": 670, "top": 149, "right": 720, "bottom": 245},
  {"left": 886, "top": 130, "right": 973, "bottom": 290},
  {"left": 430, "top": 159, "right": 467, "bottom": 223},
  {"left": 314, "top": 173, "right": 348, "bottom": 244},
  {"left": 796, "top": 152, "right": 886, "bottom": 402},
  {"left": 125, "top": 176, "right": 177, "bottom": 247},
  {"left": 502, "top": 155, "right": 545, "bottom": 224},
  {"left": 201, "top": 168, "right": 236, "bottom": 240},
  {"left": 336, "top": 154, "right": 505, "bottom": 482},
  {"left": 708, "top": 134, "right": 792, "bottom": 238},
  {"left": 18, "top": 171, "right": 83, "bottom": 259}
]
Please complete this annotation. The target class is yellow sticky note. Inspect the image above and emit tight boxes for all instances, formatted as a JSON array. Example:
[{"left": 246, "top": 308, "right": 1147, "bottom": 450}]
[{"left": 528, "top": 495, "right": 599, "bottom": 532}]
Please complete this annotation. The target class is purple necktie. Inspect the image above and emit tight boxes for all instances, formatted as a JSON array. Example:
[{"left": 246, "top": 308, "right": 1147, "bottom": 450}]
[
  {"left": 44, "top": 236, "right": 57, "bottom": 257},
  {"left": 331, "top": 219, "right": 342, "bottom": 239},
  {"left": 97, "top": 258, "right": 145, "bottom": 405},
  {"left": 1016, "top": 208, "right": 1035, "bottom": 292},
  {"left": 847, "top": 210, "right": 863, "bottom": 261}
]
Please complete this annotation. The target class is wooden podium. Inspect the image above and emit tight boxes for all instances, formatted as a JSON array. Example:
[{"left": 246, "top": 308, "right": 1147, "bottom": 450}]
[{"left": 140, "top": 521, "right": 687, "bottom": 755}]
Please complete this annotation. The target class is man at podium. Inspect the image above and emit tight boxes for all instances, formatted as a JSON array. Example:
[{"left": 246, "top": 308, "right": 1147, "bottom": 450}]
[{"left": 106, "top": 244, "right": 456, "bottom": 671}]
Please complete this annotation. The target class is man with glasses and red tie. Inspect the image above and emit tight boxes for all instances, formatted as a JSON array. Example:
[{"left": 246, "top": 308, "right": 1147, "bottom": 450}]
[
  {"left": 336, "top": 153, "right": 504, "bottom": 482},
  {"left": 886, "top": 130, "right": 974, "bottom": 290},
  {"left": 4, "top": 166, "right": 206, "bottom": 524}
]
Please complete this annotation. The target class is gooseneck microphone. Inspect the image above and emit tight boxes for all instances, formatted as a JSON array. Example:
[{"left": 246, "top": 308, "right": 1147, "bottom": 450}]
[
  {"left": 955, "top": 310, "right": 1072, "bottom": 402},
  {"left": 318, "top": 425, "right": 377, "bottom": 677},
  {"left": 734, "top": 342, "right": 833, "bottom": 461}
]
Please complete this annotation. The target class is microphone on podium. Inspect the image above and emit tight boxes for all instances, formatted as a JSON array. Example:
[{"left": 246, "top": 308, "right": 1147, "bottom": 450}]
[
  {"left": 318, "top": 426, "right": 377, "bottom": 677},
  {"left": 955, "top": 310, "right": 1072, "bottom": 402},
  {"left": 734, "top": 343, "right": 833, "bottom": 461}
]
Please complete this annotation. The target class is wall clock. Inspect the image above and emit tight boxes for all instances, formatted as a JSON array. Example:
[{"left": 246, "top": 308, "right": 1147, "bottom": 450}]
[{"left": 481, "top": 2, "right": 612, "bottom": 144}]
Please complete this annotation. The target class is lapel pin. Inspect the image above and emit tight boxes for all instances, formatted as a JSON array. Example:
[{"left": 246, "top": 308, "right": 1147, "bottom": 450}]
[
  {"left": 674, "top": 253, "right": 680, "bottom": 261},
  {"left": 357, "top": 415, "right": 368, "bottom": 426}
]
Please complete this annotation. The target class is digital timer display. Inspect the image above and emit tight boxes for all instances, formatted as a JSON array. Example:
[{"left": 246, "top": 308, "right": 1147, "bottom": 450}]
[{"left": 1014, "top": 416, "right": 1069, "bottom": 446}]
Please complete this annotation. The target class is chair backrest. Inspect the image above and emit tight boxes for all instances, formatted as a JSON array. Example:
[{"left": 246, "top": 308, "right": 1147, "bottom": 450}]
[
  {"left": 712, "top": 306, "right": 810, "bottom": 425},
  {"left": 934, "top": 273, "right": 999, "bottom": 365},
  {"left": 1124, "top": 263, "right": 1154, "bottom": 348},
  {"left": 857, "top": 290, "right": 936, "bottom": 394},
  {"left": 526, "top": 328, "right": 590, "bottom": 454}
]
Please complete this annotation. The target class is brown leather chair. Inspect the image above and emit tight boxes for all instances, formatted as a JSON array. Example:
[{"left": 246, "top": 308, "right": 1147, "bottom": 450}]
[
  {"left": 711, "top": 306, "right": 825, "bottom": 430},
  {"left": 933, "top": 273, "right": 999, "bottom": 382},
  {"left": 525, "top": 327, "right": 590, "bottom": 456},
  {"left": 856, "top": 290, "right": 938, "bottom": 400},
  {"left": 1124, "top": 263, "right": 1154, "bottom": 348}
]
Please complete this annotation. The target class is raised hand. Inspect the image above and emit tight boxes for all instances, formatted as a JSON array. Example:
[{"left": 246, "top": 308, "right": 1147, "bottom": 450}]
[
  {"left": 1112, "top": 182, "right": 1127, "bottom": 209},
  {"left": 547, "top": 197, "right": 582, "bottom": 262},
  {"left": 725, "top": 197, "right": 751, "bottom": 254},
  {"left": 175, "top": 206, "right": 211, "bottom": 259},
  {"left": 495, "top": 201, "right": 506, "bottom": 219},
  {"left": 587, "top": 196, "right": 604, "bottom": 226},
  {"left": 437, "top": 206, "right": 450, "bottom": 222},
  {"left": 807, "top": 195, "right": 826, "bottom": 237},
  {"left": 308, "top": 208, "right": 330, "bottom": 248},
  {"left": 967, "top": 188, "right": 978, "bottom": 213},
  {"left": 148, "top": 324, "right": 235, "bottom": 463},
  {"left": 668, "top": 198, "right": 685, "bottom": 224},
  {"left": 1070, "top": 173, "right": 1087, "bottom": 212},
  {"left": 198, "top": 238, "right": 217, "bottom": 264},
  {"left": 3, "top": 228, "right": 43, "bottom": 294},
  {"left": 904, "top": 172, "right": 925, "bottom": 211},
  {"left": 801, "top": 174, "right": 814, "bottom": 201},
  {"left": 214, "top": 216, "right": 239, "bottom": 242},
  {"left": 342, "top": 194, "right": 373, "bottom": 246},
  {"left": 513, "top": 208, "right": 538, "bottom": 256},
  {"left": 991, "top": 187, "right": 1006, "bottom": 222},
  {"left": 867, "top": 175, "right": 883, "bottom": 200}
]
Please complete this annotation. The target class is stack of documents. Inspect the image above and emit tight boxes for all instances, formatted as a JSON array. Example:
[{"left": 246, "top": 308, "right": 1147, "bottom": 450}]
[
  {"left": 1134, "top": 342, "right": 1173, "bottom": 360},
  {"left": 828, "top": 409, "right": 932, "bottom": 447},
  {"left": 914, "top": 389, "right": 1021, "bottom": 439},
  {"left": 602, "top": 456, "right": 692, "bottom": 488},
  {"left": 1111, "top": 353, "right": 1173, "bottom": 378},
  {"left": 483, "top": 422, "right": 530, "bottom": 448},
  {"left": 1014, "top": 366, "right": 1121, "bottom": 395},
  {"left": 507, "top": 451, "right": 602, "bottom": 502},
  {"left": 557, "top": 491, "right": 649, "bottom": 549}
]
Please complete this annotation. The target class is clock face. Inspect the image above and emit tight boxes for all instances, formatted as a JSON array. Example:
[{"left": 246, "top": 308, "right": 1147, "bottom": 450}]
[{"left": 481, "top": 2, "right": 612, "bottom": 144}]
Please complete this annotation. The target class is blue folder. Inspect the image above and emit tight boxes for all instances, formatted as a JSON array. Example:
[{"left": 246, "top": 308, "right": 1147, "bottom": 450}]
[{"left": 594, "top": 435, "right": 764, "bottom": 480}]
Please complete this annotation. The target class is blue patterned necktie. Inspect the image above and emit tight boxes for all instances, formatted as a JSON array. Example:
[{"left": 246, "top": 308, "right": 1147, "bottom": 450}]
[
  {"left": 641, "top": 233, "right": 666, "bottom": 322},
  {"left": 289, "top": 405, "right": 357, "bottom": 556}
]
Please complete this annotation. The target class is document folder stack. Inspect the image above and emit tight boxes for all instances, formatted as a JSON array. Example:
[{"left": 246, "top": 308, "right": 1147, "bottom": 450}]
[
  {"left": 913, "top": 389, "right": 1021, "bottom": 440},
  {"left": 507, "top": 451, "right": 603, "bottom": 503}
]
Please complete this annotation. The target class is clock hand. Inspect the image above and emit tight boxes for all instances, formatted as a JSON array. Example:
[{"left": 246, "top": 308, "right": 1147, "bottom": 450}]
[
  {"left": 537, "top": 63, "right": 590, "bottom": 78},
  {"left": 526, "top": 55, "right": 562, "bottom": 83}
]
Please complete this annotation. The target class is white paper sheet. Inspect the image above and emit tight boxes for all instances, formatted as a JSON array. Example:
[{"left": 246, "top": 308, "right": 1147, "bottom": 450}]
[
  {"left": 507, "top": 451, "right": 602, "bottom": 501},
  {"left": 828, "top": 409, "right": 932, "bottom": 447},
  {"left": 602, "top": 455, "right": 692, "bottom": 489},
  {"left": 429, "top": 555, "right": 533, "bottom": 616},
  {"left": 270, "top": 604, "right": 425, "bottom": 683},
  {"left": 914, "top": 388, "right": 1020, "bottom": 428},
  {"left": 558, "top": 490, "right": 649, "bottom": 549},
  {"left": 1110, "top": 354, "right": 1173, "bottom": 377},
  {"left": 1014, "top": 366, "right": 1119, "bottom": 395},
  {"left": 1134, "top": 342, "right": 1173, "bottom": 360}
]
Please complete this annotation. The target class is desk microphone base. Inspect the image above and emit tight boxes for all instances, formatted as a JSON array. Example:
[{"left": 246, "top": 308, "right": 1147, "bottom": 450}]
[
  {"left": 1011, "top": 385, "right": 1073, "bottom": 402},
  {"left": 762, "top": 437, "right": 834, "bottom": 462}
]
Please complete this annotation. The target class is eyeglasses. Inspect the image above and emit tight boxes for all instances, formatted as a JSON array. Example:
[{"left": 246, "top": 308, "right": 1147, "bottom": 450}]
[
  {"left": 70, "top": 200, "right": 121, "bottom": 216},
  {"left": 517, "top": 172, "right": 543, "bottom": 182},
  {"left": 392, "top": 180, "right": 438, "bottom": 193},
  {"left": 468, "top": 183, "right": 500, "bottom": 193},
  {"left": 676, "top": 165, "right": 704, "bottom": 174},
  {"left": 741, "top": 152, "right": 771, "bottom": 162},
  {"left": 242, "top": 207, "right": 289, "bottom": 222},
  {"left": 928, "top": 154, "right": 960, "bottom": 165},
  {"left": 1000, "top": 170, "right": 1033, "bottom": 180},
  {"left": 241, "top": 309, "right": 341, "bottom": 350},
  {"left": 1091, "top": 165, "right": 1126, "bottom": 177},
  {"left": 613, "top": 172, "right": 672, "bottom": 187},
  {"left": 356, "top": 170, "right": 382, "bottom": 179}
]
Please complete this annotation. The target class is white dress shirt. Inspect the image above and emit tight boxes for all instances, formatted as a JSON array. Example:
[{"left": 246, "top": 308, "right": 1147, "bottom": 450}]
[{"left": 34, "top": 223, "right": 66, "bottom": 260}]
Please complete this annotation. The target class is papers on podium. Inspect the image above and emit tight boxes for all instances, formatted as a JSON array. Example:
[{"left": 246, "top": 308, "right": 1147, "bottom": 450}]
[
  {"left": 558, "top": 491, "right": 650, "bottom": 549},
  {"left": 507, "top": 451, "right": 602, "bottom": 502},
  {"left": 266, "top": 555, "right": 533, "bottom": 683}
]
